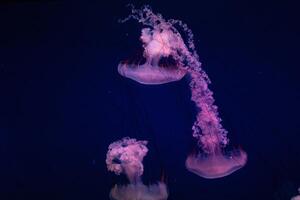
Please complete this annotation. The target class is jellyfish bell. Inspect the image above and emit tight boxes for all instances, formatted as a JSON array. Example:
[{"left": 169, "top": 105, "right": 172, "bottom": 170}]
[
  {"left": 117, "top": 59, "right": 187, "bottom": 85},
  {"left": 110, "top": 182, "right": 168, "bottom": 200},
  {"left": 186, "top": 147, "right": 247, "bottom": 179}
]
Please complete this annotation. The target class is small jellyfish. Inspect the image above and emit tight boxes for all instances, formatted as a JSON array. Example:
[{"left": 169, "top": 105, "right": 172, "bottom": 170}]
[
  {"left": 120, "top": 6, "right": 247, "bottom": 179},
  {"left": 106, "top": 137, "right": 168, "bottom": 200}
]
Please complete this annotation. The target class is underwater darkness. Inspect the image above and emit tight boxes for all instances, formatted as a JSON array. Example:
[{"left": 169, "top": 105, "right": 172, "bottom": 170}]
[{"left": 0, "top": 0, "right": 299, "bottom": 199}]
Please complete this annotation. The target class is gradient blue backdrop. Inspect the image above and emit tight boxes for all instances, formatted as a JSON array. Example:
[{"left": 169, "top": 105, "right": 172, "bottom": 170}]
[{"left": 0, "top": 0, "right": 299, "bottom": 199}]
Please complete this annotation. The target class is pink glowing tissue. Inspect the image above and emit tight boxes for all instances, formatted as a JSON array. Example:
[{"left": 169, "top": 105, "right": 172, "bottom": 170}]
[
  {"left": 106, "top": 137, "right": 168, "bottom": 200},
  {"left": 118, "top": 5, "right": 247, "bottom": 179}
]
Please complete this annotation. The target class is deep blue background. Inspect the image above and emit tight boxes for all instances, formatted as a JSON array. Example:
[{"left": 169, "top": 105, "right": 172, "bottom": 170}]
[{"left": 0, "top": 0, "right": 299, "bottom": 199}]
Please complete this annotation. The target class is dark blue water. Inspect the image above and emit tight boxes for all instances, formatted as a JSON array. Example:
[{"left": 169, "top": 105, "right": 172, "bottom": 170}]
[{"left": 1, "top": 1, "right": 299, "bottom": 199}]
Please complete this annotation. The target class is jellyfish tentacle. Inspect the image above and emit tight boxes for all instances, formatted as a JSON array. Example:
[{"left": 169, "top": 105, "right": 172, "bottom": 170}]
[{"left": 186, "top": 68, "right": 247, "bottom": 179}]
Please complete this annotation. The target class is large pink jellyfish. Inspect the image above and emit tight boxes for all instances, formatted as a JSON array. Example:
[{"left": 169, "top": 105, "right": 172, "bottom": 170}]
[
  {"left": 119, "top": 6, "right": 247, "bottom": 179},
  {"left": 106, "top": 137, "right": 168, "bottom": 200}
]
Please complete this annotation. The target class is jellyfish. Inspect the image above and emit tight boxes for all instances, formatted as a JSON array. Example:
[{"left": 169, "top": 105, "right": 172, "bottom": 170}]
[
  {"left": 106, "top": 137, "right": 168, "bottom": 200},
  {"left": 119, "top": 5, "right": 247, "bottom": 179},
  {"left": 118, "top": 6, "right": 189, "bottom": 84},
  {"left": 184, "top": 69, "right": 248, "bottom": 179}
]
